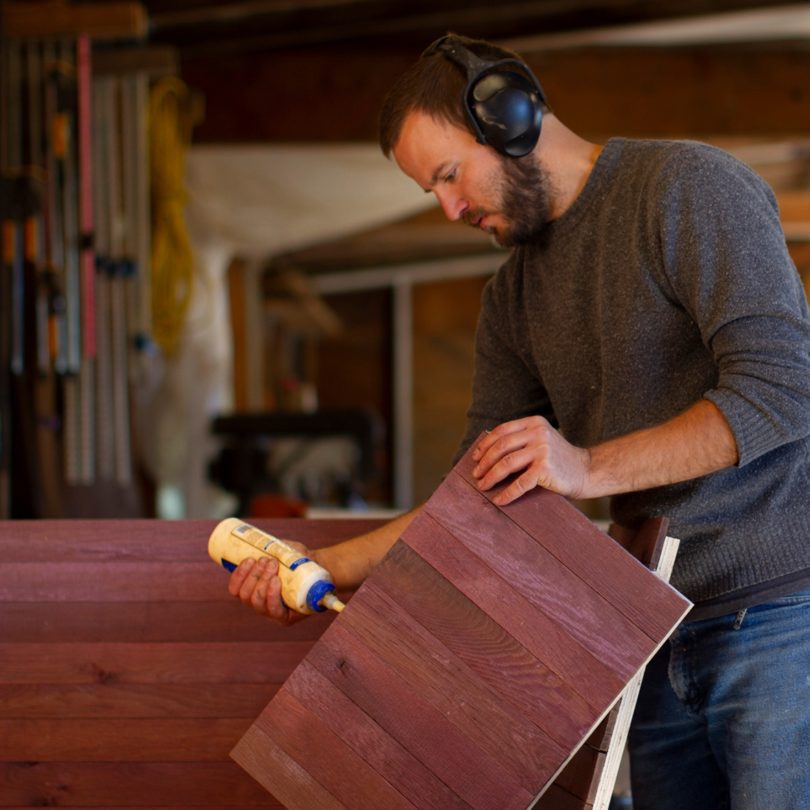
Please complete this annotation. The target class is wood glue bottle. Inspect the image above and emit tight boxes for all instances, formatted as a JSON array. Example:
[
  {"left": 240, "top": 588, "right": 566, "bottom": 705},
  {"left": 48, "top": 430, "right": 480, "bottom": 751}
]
[{"left": 208, "top": 518, "right": 345, "bottom": 614}]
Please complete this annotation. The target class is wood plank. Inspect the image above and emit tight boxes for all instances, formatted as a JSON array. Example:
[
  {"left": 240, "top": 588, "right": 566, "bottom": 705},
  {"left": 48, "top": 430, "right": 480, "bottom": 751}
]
[
  {"left": 0, "top": 718, "right": 252, "bottom": 761},
  {"left": 0, "top": 642, "right": 311, "bottom": 684},
  {"left": 0, "top": 682, "right": 278, "bottom": 718},
  {"left": 424, "top": 472, "right": 656, "bottom": 680},
  {"left": 258, "top": 688, "right": 418, "bottom": 810},
  {"left": 233, "top": 724, "right": 347, "bottom": 810},
  {"left": 284, "top": 661, "right": 472, "bottom": 810},
  {"left": 453, "top": 459, "right": 689, "bottom": 641},
  {"left": 304, "top": 620, "right": 534, "bottom": 810},
  {"left": 588, "top": 534, "right": 683, "bottom": 810},
  {"left": 407, "top": 510, "right": 625, "bottom": 697},
  {"left": 0, "top": 762, "right": 278, "bottom": 807},
  {"left": 0, "top": 561, "right": 230, "bottom": 601},
  {"left": 0, "top": 518, "right": 386, "bottom": 561},
  {"left": 0, "top": 600, "right": 336, "bottom": 642},
  {"left": 0, "top": 568, "right": 348, "bottom": 608},
  {"left": 343, "top": 574, "right": 569, "bottom": 779},
  {"left": 362, "top": 544, "right": 593, "bottom": 754}
]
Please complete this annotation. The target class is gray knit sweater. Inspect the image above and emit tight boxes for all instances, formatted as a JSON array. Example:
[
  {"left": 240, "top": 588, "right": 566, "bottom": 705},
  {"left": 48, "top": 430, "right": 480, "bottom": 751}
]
[{"left": 457, "top": 138, "right": 810, "bottom": 613}]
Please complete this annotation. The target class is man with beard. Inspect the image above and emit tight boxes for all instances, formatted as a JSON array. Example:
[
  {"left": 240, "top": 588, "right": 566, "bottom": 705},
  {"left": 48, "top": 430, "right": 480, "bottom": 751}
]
[{"left": 229, "top": 34, "right": 810, "bottom": 809}]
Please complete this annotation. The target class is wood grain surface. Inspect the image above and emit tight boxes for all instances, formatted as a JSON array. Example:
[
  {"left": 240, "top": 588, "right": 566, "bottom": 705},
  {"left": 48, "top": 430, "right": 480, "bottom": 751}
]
[
  {"left": 232, "top": 446, "right": 691, "bottom": 808},
  {"left": 0, "top": 516, "right": 385, "bottom": 809}
]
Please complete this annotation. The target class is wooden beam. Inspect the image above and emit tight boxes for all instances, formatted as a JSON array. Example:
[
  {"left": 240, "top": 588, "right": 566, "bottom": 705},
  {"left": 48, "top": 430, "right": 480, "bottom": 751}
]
[
  {"left": 1, "top": 1, "right": 147, "bottom": 40},
  {"left": 182, "top": 43, "right": 810, "bottom": 143},
  {"left": 150, "top": 0, "right": 810, "bottom": 56}
]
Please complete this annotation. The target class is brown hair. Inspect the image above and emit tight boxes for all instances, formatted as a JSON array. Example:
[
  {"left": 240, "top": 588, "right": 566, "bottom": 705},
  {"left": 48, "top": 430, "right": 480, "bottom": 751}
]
[{"left": 378, "top": 34, "right": 526, "bottom": 158}]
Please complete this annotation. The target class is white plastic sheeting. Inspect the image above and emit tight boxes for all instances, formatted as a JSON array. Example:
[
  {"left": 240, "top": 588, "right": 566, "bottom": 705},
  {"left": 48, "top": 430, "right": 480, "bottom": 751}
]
[
  {"left": 137, "top": 143, "right": 432, "bottom": 518},
  {"left": 184, "top": 143, "right": 430, "bottom": 258}
]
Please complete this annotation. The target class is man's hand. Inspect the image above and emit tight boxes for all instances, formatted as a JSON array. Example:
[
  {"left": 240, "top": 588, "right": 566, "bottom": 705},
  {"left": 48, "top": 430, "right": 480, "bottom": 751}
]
[
  {"left": 228, "top": 550, "right": 308, "bottom": 625},
  {"left": 225, "top": 511, "right": 421, "bottom": 625},
  {"left": 471, "top": 400, "right": 739, "bottom": 506},
  {"left": 471, "top": 416, "right": 591, "bottom": 505}
]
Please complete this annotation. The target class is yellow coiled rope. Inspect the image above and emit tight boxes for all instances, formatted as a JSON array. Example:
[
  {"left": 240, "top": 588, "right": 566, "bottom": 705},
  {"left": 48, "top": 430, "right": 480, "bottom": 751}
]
[{"left": 148, "top": 76, "right": 200, "bottom": 356}]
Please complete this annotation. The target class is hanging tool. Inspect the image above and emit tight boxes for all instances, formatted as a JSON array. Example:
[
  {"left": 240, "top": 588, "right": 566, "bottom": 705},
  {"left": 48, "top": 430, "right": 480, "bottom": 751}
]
[
  {"left": 76, "top": 34, "right": 95, "bottom": 484},
  {"left": 92, "top": 74, "right": 116, "bottom": 481}
]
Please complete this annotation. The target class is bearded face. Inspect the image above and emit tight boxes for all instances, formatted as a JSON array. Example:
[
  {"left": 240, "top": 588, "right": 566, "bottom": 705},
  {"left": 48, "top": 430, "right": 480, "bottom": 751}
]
[
  {"left": 463, "top": 153, "right": 553, "bottom": 248},
  {"left": 494, "top": 153, "right": 554, "bottom": 247}
]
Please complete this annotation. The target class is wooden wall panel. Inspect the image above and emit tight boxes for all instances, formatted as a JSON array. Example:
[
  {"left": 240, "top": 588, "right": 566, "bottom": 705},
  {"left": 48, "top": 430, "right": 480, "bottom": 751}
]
[
  {"left": 232, "top": 444, "right": 691, "bottom": 808},
  {"left": 0, "top": 517, "right": 385, "bottom": 809}
]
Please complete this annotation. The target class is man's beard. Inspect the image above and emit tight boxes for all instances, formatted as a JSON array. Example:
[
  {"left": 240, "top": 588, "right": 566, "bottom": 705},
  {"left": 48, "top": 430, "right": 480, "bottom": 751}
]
[{"left": 492, "top": 155, "right": 552, "bottom": 248}]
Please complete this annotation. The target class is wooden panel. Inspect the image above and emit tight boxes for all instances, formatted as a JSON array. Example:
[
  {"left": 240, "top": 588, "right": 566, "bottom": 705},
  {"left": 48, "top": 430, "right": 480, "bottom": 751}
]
[
  {"left": 0, "top": 517, "right": 384, "bottom": 809},
  {"left": 299, "top": 621, "right": 534, "bottom": 809},
  {"left": 0, "top": 682, "right": 278, "bottom": 718},
  {"left": 0, "top": 718, "right": 252, "bottom": 761},
  {"left": 451, "top": 463, "right": 687, "bottom": 642},
  {"left": 0, "top": 641, "right": 311, "bottom": 683},
  {"left": 232, "top": 444, "right": 691, "bottom": 808},
  {"left": 0, "top": 600, "right": 335, "bottom": 642},
  {"left": 0, "top": 518, "right": 382, "bottom": 560},
  {"left": 0, "top": 763, "right": 279, "bottom": 807},
  {"left": 283, "top": 661, "right": 470, "bottom": 809}
]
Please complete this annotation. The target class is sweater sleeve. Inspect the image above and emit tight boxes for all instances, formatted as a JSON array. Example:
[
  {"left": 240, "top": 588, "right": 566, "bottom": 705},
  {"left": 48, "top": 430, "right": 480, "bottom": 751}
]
[
  {"left": 452, "top": 261, "right": 554, "bottom": 464},
  {"left": 655, "top": 145, "right": 810, "bottom": 466}
]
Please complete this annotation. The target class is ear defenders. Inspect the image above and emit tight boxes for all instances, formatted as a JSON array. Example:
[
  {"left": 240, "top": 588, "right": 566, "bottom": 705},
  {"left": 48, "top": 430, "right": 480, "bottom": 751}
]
[{"left": 422, "top": 35, "right": 545, "bottom": 158}]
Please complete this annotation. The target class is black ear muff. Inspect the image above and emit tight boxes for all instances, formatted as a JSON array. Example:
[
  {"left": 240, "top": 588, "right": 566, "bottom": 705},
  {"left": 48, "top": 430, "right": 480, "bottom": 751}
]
[
  {"left": 471, "top": 69, "right": 544, "bottom": 157},
  {"left": 423, "top": 35, "right": 546, "bottom": 158}
]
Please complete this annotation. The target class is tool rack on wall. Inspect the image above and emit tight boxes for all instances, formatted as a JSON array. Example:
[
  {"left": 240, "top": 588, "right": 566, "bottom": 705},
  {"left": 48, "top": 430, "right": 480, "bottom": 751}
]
[{"left": 0, "top": 2, "right": 180, "bottom": 517}]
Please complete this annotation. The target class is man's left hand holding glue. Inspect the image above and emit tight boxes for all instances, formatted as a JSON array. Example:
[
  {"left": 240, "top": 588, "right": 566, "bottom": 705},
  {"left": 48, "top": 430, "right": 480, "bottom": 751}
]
[{"left": 228, "top": 549, "right": 309, "bottom": 625}]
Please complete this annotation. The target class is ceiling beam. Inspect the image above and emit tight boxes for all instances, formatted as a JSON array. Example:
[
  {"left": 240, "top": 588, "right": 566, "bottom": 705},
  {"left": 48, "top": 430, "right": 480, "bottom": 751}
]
[
  {"left": 147, "top": 0, "right": 810, "bottom": 55},
  {"left": 183, "top": 42, "right": 810, "bottom": 143},
  {"left": 2, "top": 1, "right": 148, "bottom": 40}
]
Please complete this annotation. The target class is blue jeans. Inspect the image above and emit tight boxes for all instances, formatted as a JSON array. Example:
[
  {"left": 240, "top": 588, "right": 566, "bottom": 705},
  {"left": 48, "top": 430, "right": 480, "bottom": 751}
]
[{"left": 628, "top": 588, "right": 810, "bottom": 810}]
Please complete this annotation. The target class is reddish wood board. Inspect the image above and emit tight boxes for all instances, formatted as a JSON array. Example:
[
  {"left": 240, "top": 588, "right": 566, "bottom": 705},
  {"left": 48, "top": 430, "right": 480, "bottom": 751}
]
[
  {"left": 0, "top": 517, "right": 385, "bottom": 809},
  {"left": 232, "top": 447, "right": 691, "bottom": 808}
]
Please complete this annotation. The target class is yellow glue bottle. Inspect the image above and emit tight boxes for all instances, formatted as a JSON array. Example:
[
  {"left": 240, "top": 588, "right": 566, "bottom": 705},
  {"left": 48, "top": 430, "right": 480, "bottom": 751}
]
[{"left": 208, "top": 517, "right": 345, "bottom": 614}]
